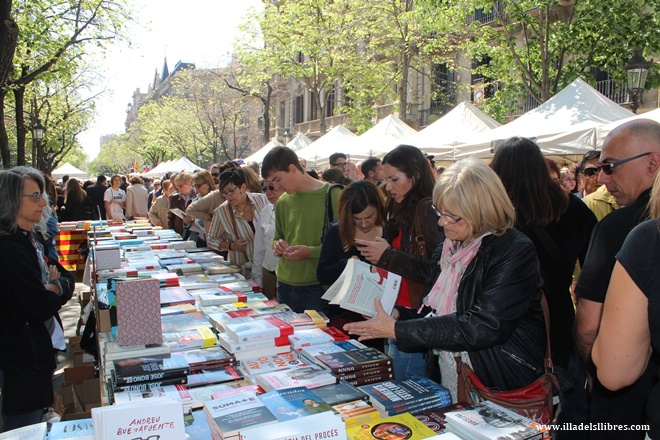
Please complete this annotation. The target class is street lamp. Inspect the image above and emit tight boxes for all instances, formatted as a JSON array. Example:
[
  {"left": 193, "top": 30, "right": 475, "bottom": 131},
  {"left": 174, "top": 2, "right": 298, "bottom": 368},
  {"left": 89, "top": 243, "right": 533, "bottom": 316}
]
[
  {"left": 282, "top": 128, "right": 292, "bottom": 145},
  {"left": 625, "top": 49, "right": 652, "bottom": 114},
  {"left": 32, "top": 121, "right": 45, "bottom": 168},
  {"left": 197, "top": 152, "right": 203, "bottom": 166}
]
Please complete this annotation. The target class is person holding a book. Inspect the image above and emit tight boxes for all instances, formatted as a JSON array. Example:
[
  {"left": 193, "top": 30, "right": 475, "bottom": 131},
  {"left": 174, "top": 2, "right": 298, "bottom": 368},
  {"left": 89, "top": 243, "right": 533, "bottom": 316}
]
[
  {"left": 206, "top": 168, "right": 269, "bottom": 273},
  {"left": 353, "top": 145, "right": 444, "bottom": 380},
  {"left": 0, "top": 167, "right": 75, "bottom": 431},
  {"left": 345, "top": 159, "right": 546, "bottom": 402}
]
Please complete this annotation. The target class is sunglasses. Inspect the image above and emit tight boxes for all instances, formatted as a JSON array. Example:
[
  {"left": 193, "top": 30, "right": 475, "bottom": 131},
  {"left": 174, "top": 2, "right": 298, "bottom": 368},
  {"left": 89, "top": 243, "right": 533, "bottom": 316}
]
[
  {"left": 582, "top": 167, "right": 600, "bottom": 177},
  {"left": 262, "top": 184, "right": 275, "bottom": 192},
  {"left": 211, "top": 172, "right": 219, "bottom": 177},
  {"left": 193, "top": 183, "right": 205, "bottom": 189},
  {"left": 598, "top": 152, "right": 651, "bottom": 176}
]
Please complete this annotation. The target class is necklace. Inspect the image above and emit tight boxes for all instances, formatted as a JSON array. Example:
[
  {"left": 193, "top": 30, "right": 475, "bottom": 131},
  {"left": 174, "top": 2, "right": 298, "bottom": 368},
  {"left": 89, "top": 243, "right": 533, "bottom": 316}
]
[{"left": 234, "top": 200, "right": 250, "bottom": 216}]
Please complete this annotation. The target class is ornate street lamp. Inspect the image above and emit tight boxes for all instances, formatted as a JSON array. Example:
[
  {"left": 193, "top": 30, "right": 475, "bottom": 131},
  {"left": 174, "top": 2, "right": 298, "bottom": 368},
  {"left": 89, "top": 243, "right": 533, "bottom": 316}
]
[
  {"left": 625, "top": 49, "right": 652, "bottom": 114},
  {"left": 282, "top": 128, "right": 292, "bottom": 145},
  {"left": 32, "top": 121, "right": 45, "bottom": 168}
]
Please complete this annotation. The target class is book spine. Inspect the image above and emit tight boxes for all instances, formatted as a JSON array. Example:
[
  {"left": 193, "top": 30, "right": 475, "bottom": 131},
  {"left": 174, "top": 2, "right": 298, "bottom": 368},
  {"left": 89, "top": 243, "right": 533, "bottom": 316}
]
[
  {"left": 329, "top": 358, "right": 392, "bottom": 374},
  {"left": 113, "top": 376, "right": 188, "bottom": 392},
  {"left": 337, "top": 367, "right": 393, "bottom": 381},
  {"left": 382, "top": 396, "right": 453, "bottom": 416},
  {"left": 344, "top": 373, "right": 394, "bottom": 387},
  {"left": 114, "top": 367, "right": 190, "bottom": 386}
]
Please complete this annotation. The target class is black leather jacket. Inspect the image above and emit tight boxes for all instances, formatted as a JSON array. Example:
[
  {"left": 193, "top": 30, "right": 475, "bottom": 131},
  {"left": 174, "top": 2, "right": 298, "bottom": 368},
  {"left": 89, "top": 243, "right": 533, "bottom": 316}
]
[{"left": 393, "top": 228, "right": 546, "bottom": 391}]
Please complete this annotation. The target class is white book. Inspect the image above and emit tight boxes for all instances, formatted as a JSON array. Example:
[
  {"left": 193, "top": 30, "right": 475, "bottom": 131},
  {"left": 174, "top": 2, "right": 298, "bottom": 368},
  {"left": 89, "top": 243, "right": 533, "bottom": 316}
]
[
  {"left": 322, "top": 259, "right": 400, "bottom": 317},
  {"left": 0, "top": 422, "right": 47, "bottom": 440},
  {"left": 91, "top": 398, "right": 185, "bottom": 439},
  {"left": 203, "top": 392, "right": 278, "bottom": 437},
  {"left": 238, "top": 411, "right": 346, "bottom": 440},
  {"left": 255, "top": 365, "right": 337, "bottom": 392}
]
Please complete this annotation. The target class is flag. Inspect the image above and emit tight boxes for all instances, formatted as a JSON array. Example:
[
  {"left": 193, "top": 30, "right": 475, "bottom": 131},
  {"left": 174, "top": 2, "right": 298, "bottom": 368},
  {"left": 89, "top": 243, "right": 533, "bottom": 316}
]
[{"left": 133, "top": 159, "right": 138, "bottom": 172}]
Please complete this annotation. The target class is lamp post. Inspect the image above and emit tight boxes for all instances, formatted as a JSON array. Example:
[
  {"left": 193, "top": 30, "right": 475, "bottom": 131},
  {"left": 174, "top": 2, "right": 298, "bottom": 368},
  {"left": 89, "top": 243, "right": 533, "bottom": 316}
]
[
  {"left": 197, "top": 152, "right": 203, "bottom": 167},
  {"left": 625, "top": 49, "right": 652, "bottom": 114},
  {"left": 282, "top": 128, "right": 292, "bottom": 145},
  {"left": 32, "top": 121, "right": 45, "bottom": 168}
]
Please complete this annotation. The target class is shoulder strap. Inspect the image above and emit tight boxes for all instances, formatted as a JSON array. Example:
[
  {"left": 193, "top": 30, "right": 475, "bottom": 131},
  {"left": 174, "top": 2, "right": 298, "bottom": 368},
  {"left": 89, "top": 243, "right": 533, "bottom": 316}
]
[
  {"left": 410, "top": 197, "right": 431, "bottom": 251},
  {"left": 322, "top": 183, "right": 344, "bottom": 241}
]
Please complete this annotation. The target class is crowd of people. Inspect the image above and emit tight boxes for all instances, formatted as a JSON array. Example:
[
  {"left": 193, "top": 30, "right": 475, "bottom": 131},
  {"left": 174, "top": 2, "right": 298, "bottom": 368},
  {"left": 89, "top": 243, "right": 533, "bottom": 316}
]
[{"left": 1, "top": 118, "right": 660, "bottom": 438}]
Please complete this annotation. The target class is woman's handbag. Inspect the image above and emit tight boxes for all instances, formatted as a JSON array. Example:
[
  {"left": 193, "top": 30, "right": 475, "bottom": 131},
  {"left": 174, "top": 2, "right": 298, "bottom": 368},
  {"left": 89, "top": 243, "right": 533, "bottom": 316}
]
[
  {"left": 407, "top": 197, "right": 431, "bottom": 308},
  {"left": 455, "top": 295, "right": 561, "bottom": 424}
]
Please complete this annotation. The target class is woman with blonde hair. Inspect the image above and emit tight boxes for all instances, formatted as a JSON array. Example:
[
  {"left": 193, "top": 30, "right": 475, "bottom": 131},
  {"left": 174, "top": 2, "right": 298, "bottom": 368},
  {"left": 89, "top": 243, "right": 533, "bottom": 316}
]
[
  {"left": 148, "top": 180, "right": 174, "bottom": 228},
  {"left": 346, "top": 159, "right": 546, "bottom": 400}
]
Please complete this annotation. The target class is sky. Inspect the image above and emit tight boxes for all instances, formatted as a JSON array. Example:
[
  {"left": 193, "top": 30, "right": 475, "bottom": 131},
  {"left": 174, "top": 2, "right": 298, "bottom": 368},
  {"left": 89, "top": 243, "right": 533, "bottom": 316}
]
[{"left": 77, "top": 0, "right": 263, "bottom": 161}]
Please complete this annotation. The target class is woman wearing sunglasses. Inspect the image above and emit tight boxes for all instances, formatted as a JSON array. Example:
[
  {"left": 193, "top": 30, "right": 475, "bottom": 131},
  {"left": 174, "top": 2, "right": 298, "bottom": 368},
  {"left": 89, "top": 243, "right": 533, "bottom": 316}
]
[
  {"left": 345, "top": 159, "right": 546, "bottom": 401},
  {"left": 207, "top": 168, "right": 269, "bottom": 274},
  {"left": 0, "top": 167, "right": 75, "bottom": 431}
]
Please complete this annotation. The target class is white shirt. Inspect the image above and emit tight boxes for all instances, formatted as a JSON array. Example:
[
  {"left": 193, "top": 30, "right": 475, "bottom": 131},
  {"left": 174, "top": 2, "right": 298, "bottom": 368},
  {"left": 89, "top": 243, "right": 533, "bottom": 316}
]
[
  {"left": 252, "top": 202, "right": 280, "bottom": 286},
  {"left": 103, "top": 187, "right": 126, "bottom": 218}
]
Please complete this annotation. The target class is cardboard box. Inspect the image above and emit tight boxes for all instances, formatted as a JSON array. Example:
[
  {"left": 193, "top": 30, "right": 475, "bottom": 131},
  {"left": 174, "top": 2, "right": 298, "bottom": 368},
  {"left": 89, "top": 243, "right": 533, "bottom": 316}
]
[
  {"left": 61, "top": 366, "right": 101, "bottom": 421},
  {"left": 98, "top": 309, "right": 111, "bottom": 333}
]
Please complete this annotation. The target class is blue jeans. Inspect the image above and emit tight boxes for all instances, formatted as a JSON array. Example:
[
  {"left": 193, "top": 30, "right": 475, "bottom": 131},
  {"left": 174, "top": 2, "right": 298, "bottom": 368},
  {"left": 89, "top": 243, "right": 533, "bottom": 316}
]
[
  {"left": 386, "top": 338, "right": 426, "bottom": 380},
  {"left": 276, "top": 282, "right": 329, "bottom": 315},
  {"left": 0, "top": 370, "right": 44, "bottom": 432}
]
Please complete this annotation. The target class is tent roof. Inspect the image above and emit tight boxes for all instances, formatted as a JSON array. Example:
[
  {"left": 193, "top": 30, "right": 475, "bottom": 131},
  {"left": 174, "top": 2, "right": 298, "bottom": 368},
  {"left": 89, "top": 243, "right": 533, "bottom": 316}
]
[
  {"left": 347, "top": 114, "right": 418, "bottom": 163},
  {"left": 297, "top": 125, "right": 358, "bottom": 168},
  {"left": 403, "top": 101, "right": 501, "bottom": 156},
  {"left": 51, "top": 162, "right": 89, "bottom": 180},
  {"left": 143, "top": 157, "right": 202, "bottom": 178},
  {"left": 243, "top": 139, "right": 283, "bottom": 164},
  {"left": 454, "top": 78, "right": 633, "bottom": 159},
  {"left": 286, "top": 132, "right": 313, "bottom": 151}
]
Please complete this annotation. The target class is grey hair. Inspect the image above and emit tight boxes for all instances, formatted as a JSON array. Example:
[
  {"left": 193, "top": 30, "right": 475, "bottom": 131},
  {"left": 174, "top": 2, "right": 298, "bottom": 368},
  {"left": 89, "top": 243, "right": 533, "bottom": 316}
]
[{"left": 0, "top": 166, "right": 46, "bottom": 233}]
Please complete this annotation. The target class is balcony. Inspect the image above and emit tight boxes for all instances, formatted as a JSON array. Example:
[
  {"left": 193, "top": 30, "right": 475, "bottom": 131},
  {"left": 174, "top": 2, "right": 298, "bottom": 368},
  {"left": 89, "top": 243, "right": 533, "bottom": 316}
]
[
  {"left": 596, "top": 79, "right": 629, "bottom": 104},
  {"left": 467, "top": 2, "right": 506, "bottom": 25}
]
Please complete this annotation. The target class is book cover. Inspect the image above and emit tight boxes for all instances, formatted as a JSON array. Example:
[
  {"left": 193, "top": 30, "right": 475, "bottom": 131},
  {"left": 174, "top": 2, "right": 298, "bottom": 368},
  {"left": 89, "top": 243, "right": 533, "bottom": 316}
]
[
  {"left": 196, "top": 290, "right": 243, "bottom": 306},
  {"left": 337, "top": 366, "right": 394, "bottom": 381},
  {"left": 0, "top": 422, "right": 47, "bottom": 440},
  {"left": 91, "top": 397, "right": 185, "bottom": 439},
  {"left": 161, "top": 312, "right": 210, "bottom": 333},
  {"left": 259, "top": 386, "right": 334, "bottom": 422},
  {"left": 333, "top": 399, "right": 380, "bottom": 426},
  {"left": 162, "top": 327, "right": 217, "bottom": 352},
  {"left": 310, "top": 380, "right": 369, "bottom": 406},
  {"left": 322, "top": 259, "right": 401, "bottom": 317},
  {"left": 239, "top": 351, "right": 307, "bottom": 377},
  {"left": 179, "top": 346, "right": 235, "bottom": 371},
  {"left": 237, "top": 411, "right": 346, "bottom": 440},
  {"left": 112, "top": 384, "right": 192, "bottom": 406},
  {"left": 112, "top": 354, "right": 189, "bottom": 386},
  {"left": 47, "top": 418, "right": 94, "bottom": 439},
  {"left": 300, "top": 339, "right": 367, "bottom": 362},
  {"left": 216, "top": 331, "right": 290, "bottom": 354},
  {"left": 112, "top": 376, "right": 188, "bottom": 392},
  {"left": 183, "top": 410, "right": 213, "bottom": 440},
  {"left": 255, "top": 365, "right": 337, "bottom": 392},
  {"left": 345, "top": 412, "right": 437, "bottom": 440},
  {"left": 413, "top": 403, "right": 470, "bottom": 434},
  {"left": 159, "top": 286, "right": 195, "bottom": 307},
  {"left": 115, "top": 278, "right": 162, "bottom": 347},
  {"left": 344, "top": 372, "right": 395, "bottom": 387},
  {"left": 359, "top": 377, "right": 452, "bottom": 413},
  {"left": 185, "top": 365, "right": 243, "bottom": 387},
  {"left": 224, "top": 316, "right": 294, "bottom": 343},
  {"left": 315, "top": 347, "right": 392, "bottom": 374},
  {"left": 203, "top": 392, "right": 278, "bottom": 437},
  {"left": 444, "top": 401, "right": 549, "bottom": 440},
  {"left": 288, "top": 326, "right": 349, "bottom": 350}
]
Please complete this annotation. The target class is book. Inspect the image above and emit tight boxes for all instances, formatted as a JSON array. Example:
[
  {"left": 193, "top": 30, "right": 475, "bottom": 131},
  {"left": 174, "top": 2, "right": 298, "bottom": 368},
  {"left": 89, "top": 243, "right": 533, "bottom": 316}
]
[
  {"left": 103, "top": 340, "right": 170, "bottom": 362},
  {"left": 237, "top": 411, "right": 345, "bottom": 440},
  {"left": 179, "top": 346, "right": 236, "bottom": 371},
  {"left": 359, "top": 376, "right": 452, "bottom": 415},
  {"left": 322, "top": 259, "right": 401, "bottom": 317},
  {"left": 203, "top": 392, "right": 278, "bottom": 438},
  {"left": 239, "top": 351, "right": 307, "bottom": 378},
  {"left": 343, "top": 372, "right": 395, "bottom": 387},
  {"left": 258, "top": 386, "right": 334, "bottom": 422},
  {"left": 271, "top": 310, "right": 329, "bottom": 329},
  {"left": 0, "top": 422, "right": 47, "bottom": 439},
  {"left": 167, "top": 263, "right": 203, "bottom": 275},
  {"left": 336, "top": 366, "right": 394, "bottom": 381},
  {"left": 196, "top": 290, "right": 245, "bottom": 306},
  {"left": 185, "top": 365, "right": 243, "bottom": 387},
  {"left": 315, "top": 347, "right": 392, "bottom": 374},
  {"left": 161, "top": 312, "right": 210, "bottom": 333},
  {"left": 112, "top": 376, "right": 188, "bottom": 392},
  {"left": 160, "top": 303, "right": 198, "bottom": 316},
  {"left": 216, "top": 331, "right": 290, "bottom": 354},
  {"left": 288, "top": 326, "right": 349, "bottom": 350},
  {"left": 444, "top": 401, "right": 550, "bottom": 440},
  {"left": 332, "top": 399, "right": 380, "bottom": 426},
  {"left": 255, "top": 365, "right": 337, "bottom": 392},
  {"left": 91, "top": 397, "right": 185, "bottom": 439},
  {"left": 162, "top": 327, "right": 217, "bottom": 352},
  {"left": 412, "top": 403, "right": 470, "bottom": 434},
  {"left": 159, "top": 286, "right": 195, "bottom": 307},
  {"left": 183, "top": 410, "right": 213, "bottom": 440},
  {"left": 309, "top": 380, "right": 370, "bottom": 406},
  {"left": 224, "top": 316, "right": 294, "bottom": 343},
  {"left": 112, "top": 384, "right": 192, "bottom": 407},
  {"left": 345, "top": 412, "right": 437, "bottom": 439},
  {"left": 299, "top": 339, "right": 367, "bottom": 363},
  {"left": 47, "top": 418, "right": 94, "bottom": 439},
  {"left": 115, "top": 278, "right": 162, "bottom": 346},
  {"left": 112, "top": 354, "right": 190, "bottom": 386}
]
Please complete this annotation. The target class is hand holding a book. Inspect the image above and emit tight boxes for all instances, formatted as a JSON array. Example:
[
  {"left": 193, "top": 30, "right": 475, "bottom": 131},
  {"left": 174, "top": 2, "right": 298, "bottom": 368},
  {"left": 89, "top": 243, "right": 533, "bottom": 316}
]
[
  {"left": 355, "top": 237, "right": 389, "bottom": 264},
  {"left": 344, "top": 297, "right": 396, "bottom": 341}
]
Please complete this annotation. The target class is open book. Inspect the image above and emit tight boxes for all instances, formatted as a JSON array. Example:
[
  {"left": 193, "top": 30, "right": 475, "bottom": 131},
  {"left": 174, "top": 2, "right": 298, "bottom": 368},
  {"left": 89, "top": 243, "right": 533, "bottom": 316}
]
[
  {"left": 322, "top": 259, "right": 401, "bottom": 317},
  {"left": 169, "top": 208, "right": 187, "bottom": 219}
]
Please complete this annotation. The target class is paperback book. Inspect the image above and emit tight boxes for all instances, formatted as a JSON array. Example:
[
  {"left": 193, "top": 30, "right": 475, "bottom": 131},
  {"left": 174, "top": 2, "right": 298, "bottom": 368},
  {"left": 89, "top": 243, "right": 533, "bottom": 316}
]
[
  {"left": 332, "top": 399, "right": 380, "bottom": 426},
  {"left": 345, "top": 412, "right": 437, "bottom": 440},
  {"left": 179, "top": 346, "right": 236, "bottom": 371},
  {"left": 309, "top": 380, "right": 369, "bottom": 406},
  {"left": 255, "top": 365, "right": 337, "bottom": 392},
  {"left": 161, "top": 312, "right": 210, "bottom": 333},
  {"left": 185, "top": 365, "right": 243, "bottom": 387},
  {"left": 258, "top": 386, "right": 334, "bottom": 422},
  {"left": 359, "top": 376, "right": 452, "bottom": 416},
  {"left": 239, "top": 351, "right": 307, "bottom": 378},
  {"left": 315, "top": 347, "right": 392, "bottom": 374},
  {"left": 162, "top": 327, "right": 217, "bottom": 352},
  {"left": 288, "top": 326, "right": 349, "bottom": 350},
  {"left": 224, "top": 316, "right": 294, "bottom": 343},
  {"left": 112, "top": 354, "right": 190, "bottom": 386},
  {"left": 203, "top": 392, "right": 278, "bottom": 438}
]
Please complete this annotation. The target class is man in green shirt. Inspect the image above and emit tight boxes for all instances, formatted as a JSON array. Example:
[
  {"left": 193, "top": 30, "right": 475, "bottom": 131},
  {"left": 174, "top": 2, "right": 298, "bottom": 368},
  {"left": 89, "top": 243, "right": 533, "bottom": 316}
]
[{"left": 262, "top": 146, "right": 341, "bottom": 313}]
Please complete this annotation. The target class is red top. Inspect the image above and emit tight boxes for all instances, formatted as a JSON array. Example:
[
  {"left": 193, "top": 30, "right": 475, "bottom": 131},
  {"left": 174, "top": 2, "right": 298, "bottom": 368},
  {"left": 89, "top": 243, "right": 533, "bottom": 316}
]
[{"left": 392, "top": 229, "right": 412, "bottom": 308}]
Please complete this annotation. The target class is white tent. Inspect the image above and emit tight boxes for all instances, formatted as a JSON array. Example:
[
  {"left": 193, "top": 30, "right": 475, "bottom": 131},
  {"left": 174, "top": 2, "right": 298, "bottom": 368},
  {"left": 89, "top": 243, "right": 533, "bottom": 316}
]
[
  {"left": 143, "top": 157, "right": 202, "bottom": 178},
  {"left": 402, "top": 101, "right": 501, "bottom": 158},
  {"left": 51, "top": 162, "right": 89, "bottom": 180},
  {"left": 297, "top": 125, "right": 359, "bottom": 168},
  {"left": 348, "top": 114, "right": 418, "bottom": 163},
  {"left": 286, "top": 132, "right": 313, "bottom": 152},
  {"left": 454, "top": 78, "right": 633, "bottom": 158},
  {"left": 243, "top": 139, "right": 283, "bottom": 164}
]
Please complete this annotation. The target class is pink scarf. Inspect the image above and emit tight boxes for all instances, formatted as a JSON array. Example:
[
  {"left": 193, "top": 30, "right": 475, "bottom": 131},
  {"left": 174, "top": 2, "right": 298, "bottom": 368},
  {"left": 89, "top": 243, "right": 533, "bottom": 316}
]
[{"left": 423, "top": 233, "right": 491, "bottom": 315}]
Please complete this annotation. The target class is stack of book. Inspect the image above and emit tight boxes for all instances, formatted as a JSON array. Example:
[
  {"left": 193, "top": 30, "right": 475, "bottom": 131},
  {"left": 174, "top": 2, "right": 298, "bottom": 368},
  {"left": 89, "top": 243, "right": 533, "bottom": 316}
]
[
  {"left": 344, "top": 412, "right": 438, "bottom": 439},
  {"left": 359, "top": 376, "right": 452, "bottom": 417},
  {"left": 214, "top": 315, "right": 295, "bottom": 361},
  {"left": 160, "top": 312, "right": 217, "bottom": 352},
  {"left": 314, "top": 347, "right": 394, "bottom": 386},
  {"left": 203, "top": 391, "right": 278, "bottom": 440},
  {"left": 444, "top": 401, "right": 550, "bottom": 439},
  {"left": 288, "top": 326, "right": 350, "bottom": 350},
  {"left": 254, "top": 364, "right": 337, "bottom": 392},
  {"left": 180, "top": 346, "right": 236, "bottom": 372},
  {"left": 110, "top": 354, "right": 190, "bottom": 393},
  {"left": 237, "top": 351, "right": 308, "bottom": 381}
]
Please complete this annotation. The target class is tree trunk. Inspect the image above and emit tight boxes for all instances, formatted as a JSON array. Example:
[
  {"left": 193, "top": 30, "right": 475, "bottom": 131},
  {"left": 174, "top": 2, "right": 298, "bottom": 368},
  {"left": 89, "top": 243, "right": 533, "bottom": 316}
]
[
  {"left": 13, "top": 84, "right": 26, "bottom": 166},
  {"left": 317, "top": 91, "right": 327, "bottom": 136},
  {"left": 399, "top": 50, "right": 410, "bottom": 119},
  {"left": 0, "top": 1, "right": 18, "bottom": 170},
  {"left": 262, "top": 83, "right": 272, "bottom": 143},
  {"left": 0, "top": 91, "right": 9, "bottom": 168}
]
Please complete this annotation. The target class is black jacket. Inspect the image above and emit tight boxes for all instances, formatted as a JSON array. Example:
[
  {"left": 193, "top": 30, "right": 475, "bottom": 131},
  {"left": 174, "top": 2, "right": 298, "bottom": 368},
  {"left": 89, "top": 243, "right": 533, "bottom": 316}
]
[
  {"left": 393, "top": 228, "right": 546, "bottom": 391},
  {"left": 0, "top": 229, "right": 75, "bottom": 413}
]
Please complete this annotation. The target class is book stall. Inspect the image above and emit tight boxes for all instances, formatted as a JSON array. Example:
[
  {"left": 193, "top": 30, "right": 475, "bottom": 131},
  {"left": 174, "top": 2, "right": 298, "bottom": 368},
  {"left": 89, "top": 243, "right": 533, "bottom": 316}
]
[{"left": 6, "top": 221, "right": 552, "bottom": 440}]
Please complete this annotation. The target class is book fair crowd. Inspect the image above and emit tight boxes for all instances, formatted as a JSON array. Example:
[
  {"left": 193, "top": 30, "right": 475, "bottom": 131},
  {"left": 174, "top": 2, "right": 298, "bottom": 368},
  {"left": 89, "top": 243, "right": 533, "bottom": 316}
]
[{"left": 0, "top": 117, "right": 659, "bottom": 439}]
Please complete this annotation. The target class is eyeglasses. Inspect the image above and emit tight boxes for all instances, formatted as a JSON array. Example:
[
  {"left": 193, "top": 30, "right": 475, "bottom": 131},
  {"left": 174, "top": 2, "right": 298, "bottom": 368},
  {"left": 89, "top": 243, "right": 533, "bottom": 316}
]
[
  {"left": 23, "top": 192, "right": 44, "bottom": 202},
  {"left": 582, "top": 167, "right": 600, "bottom": 177},
  {"left": 332, "top": 162, "right": 348, "bottom": 168},
  {"left": 262, "top": 184, "right": 275, "bottom": 192},
  {"left": 432, "top": 205, "right": 462, "bottom": 224},
  {"left": 193, "top": 183, "right": 205, "bottom": 189},
  {"left": 211, "top": 172, "right": 219, "bottom": 177},
  {"left": 563, "top": 177, "right": 576, "bottom": 182},
  {"left": 221, "top": 187, "right": 238, "bottom": 197},
  {"left": 598, "top": 152, "right": 651, "bottom": 176}
]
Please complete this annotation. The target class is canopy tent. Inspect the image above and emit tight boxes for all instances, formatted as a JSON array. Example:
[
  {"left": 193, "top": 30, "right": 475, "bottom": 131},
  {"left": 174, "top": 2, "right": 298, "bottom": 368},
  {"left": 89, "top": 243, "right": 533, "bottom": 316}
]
[
  {"left": 286, "top": 132, "right": 313, "bottom": 152},
  {"left": 143, "top": 157, "right": 202, "bottom": 178},
  {"left": 347, "top": 114, "right": 418, "bottom": 163},
  {"left": 453, "top": 78, "right": 633, "bottom": 159},
  {"left": 402, "top": 101, "right": 500, "bottom": 157},
  {"left": 243, "top": 138, "right": 283, "bottom": 164},
  {"left": 297, "top": 125, "right": 359, "bottom": 168},
  {"left": 51, "top": 162, "right": 89, "bottom": 181}
]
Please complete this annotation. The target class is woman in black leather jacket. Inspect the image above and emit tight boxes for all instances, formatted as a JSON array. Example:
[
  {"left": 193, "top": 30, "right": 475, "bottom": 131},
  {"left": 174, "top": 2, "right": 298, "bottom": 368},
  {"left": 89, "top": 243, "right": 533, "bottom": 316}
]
[
  {"left": 355, "top": 145, "right": 444, "bottom": 380},
  {"left": 346, "top": 159, "right": 546, "bottom": 399},
  {"left": 0, "top": 167, "right": 75, "bottom": 431}
]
